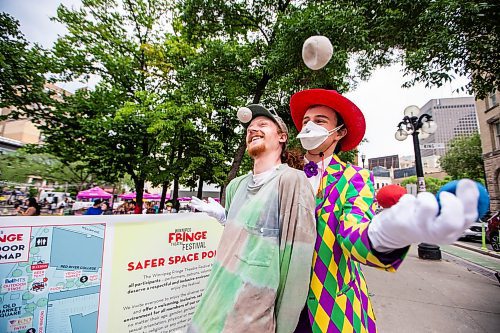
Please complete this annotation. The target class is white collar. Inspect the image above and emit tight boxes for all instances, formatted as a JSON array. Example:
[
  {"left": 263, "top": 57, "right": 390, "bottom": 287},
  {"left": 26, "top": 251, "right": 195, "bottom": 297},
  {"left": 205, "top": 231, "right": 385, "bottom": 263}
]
[
  {"left": 252, "top": 164, "right": 281, "bottom": 186},
  {"left": 303, "top": 155, "right": 333, "bottom": 193}
]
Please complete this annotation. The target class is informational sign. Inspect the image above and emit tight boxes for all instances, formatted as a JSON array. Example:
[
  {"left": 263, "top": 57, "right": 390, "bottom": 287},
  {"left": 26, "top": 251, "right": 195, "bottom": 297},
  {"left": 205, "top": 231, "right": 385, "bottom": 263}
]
[
  {"left": 0, "top": 227, "right": 31, "bottom": 263},
  {"left": 104, "top": 215, "right": 221, "bottom": 333},
  {"left": 419, "top": 143, "right": 445, "bottom": 150},
  {"left": 0, "top": 214, "right": 223, "bottom": 333},
  {"left": 417, "top": 177, "right": 427, "bottom": 192}
]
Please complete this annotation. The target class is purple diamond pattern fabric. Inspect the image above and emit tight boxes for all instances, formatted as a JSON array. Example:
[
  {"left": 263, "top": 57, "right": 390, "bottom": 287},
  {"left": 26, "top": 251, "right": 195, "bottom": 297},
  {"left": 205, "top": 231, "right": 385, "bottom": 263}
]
[{"left": 306, "top": 154, "right": 409, "bottom": 332}]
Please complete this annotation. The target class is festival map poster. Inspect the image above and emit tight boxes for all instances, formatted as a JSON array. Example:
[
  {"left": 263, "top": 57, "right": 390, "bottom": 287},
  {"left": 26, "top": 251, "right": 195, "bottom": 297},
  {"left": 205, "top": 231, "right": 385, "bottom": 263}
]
[
  {"left": 0, "top": 221, "right": 105, "bottom": 333},
  {"left": 104, "top": 214, "right": 223, "bottom": 333}
]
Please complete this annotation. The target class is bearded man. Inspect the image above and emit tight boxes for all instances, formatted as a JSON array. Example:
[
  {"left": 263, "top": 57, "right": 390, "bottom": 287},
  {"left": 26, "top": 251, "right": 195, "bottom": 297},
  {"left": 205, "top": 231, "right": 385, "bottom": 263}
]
[{"left": 188, "top": 104, "right": 316, "bottom": 333}]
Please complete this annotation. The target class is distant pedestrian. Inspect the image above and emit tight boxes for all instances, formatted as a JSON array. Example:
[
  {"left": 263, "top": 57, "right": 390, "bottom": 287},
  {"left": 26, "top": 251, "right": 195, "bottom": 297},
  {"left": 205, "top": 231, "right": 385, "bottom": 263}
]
[
  {"left": 49, "top": 198, "right": 58, "bottom": 214},
  {"left": 164, "top": 202, "right": 176, "bottom": 213},
  {"left": 14, "top": 200, "right": 24, "bottom": 214},
  {"left": 22, "top": 197, "right": 40, "bottom": 216},
  {"left": 84, "top": 199, "right": 103, "bottom": 215},
  {"left": 101, "top": 202, "right": 113, "bottom": 215}
]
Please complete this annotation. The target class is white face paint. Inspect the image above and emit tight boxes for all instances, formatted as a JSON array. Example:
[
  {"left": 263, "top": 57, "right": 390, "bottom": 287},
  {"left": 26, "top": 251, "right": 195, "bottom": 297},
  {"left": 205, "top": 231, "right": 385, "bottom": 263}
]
[{"left": 296, "top": 121, "right": 344, "bottom": 150}]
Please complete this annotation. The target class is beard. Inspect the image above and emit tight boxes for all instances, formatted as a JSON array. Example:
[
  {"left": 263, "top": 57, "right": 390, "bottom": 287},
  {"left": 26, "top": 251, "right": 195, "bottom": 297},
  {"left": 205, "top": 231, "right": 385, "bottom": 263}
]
[{"left": 247, "top": 140, "right": 266, "bottom": 157}]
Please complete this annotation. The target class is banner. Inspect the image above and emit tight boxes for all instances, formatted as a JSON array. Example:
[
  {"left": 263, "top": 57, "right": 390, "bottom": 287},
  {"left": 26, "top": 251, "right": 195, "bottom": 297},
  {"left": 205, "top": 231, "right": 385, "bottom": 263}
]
[{"left": 0, "top": 214, "right": 223, "bottom": 333}]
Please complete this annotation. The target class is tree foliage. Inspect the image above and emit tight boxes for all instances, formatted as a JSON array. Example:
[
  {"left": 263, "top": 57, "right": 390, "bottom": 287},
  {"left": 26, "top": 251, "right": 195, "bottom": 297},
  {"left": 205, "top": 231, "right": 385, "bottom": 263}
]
[
  {"left": 175, "top": 0, "right": 499, "bottom": 197},
  {"left": 3, "top": 0, "right": 498, "bottom": 206},
  {"left": 401, "top": 176, "right": 451, "bottom": 194},
  {"left": 47, "top": 0, "right": 238, "bottom": 206},
  {"left": 0, "top": 150, "right": 96, "bottom": 190},
  {"left": 440, "top": 133, "right": 485, "bottom": 182},
  {"left": 39, "top": 0, "right": 182, "bottom": 208},
  {"left": 0, "top": 13, "right": 53, "bottom": 117},
  {"left": 373, "top": 0, "right": 499, "bottom": 98},
  {"left": 174, "top": 0, "right": 394, "bottom": 195}
]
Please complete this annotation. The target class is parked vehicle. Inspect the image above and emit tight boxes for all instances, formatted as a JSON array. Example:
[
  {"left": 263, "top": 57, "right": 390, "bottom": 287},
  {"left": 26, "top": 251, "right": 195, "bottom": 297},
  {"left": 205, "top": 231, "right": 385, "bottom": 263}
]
[
  {"left": 485, "top": 211, "right": 500, "bottom": 252},
  {"left": 460, "top": 221, "right": 485, "bottom": 241}
]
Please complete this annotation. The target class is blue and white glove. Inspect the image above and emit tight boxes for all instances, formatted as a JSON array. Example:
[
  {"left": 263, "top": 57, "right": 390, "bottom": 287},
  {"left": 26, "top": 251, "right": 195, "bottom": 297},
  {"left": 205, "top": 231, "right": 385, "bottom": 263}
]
[
  {"left": 368, "top": 179, "right": 480, "bottom": 251},
  {"left": 189, "top": 196, "right": 226, "bottom": 225}
]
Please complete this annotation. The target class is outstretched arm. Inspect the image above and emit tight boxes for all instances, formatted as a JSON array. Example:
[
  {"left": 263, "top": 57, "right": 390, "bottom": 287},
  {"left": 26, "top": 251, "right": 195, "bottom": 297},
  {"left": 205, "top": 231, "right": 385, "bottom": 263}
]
[
  {"left": 335, "top": 169, "right": 408, "bottom": 271},
  {"left": 368, "top": 179, "right": 479, "bottom": 251}
]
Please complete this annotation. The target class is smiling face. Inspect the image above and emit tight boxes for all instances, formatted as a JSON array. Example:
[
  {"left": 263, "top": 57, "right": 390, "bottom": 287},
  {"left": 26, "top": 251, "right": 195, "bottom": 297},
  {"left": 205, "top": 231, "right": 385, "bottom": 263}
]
[{"left": 246, "top": 116, "right": 287, "bottom": 159}]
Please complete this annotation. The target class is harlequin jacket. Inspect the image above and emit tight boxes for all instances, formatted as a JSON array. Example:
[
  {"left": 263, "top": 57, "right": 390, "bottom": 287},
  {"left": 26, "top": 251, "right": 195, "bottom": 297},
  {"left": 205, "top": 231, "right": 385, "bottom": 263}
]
[{"left": 306, "top": 154, "right": 409, "bottom": 333}]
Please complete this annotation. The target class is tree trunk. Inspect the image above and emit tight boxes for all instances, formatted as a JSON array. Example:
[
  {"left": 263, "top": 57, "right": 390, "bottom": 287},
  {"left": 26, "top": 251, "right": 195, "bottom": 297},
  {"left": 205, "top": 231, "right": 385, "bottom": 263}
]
[
  {"left": 219, "top": 184, "right": 225, "bottom": 206},
  {"left": 159, "top": 181, "right": 169, "bottom": 211},
  {"left": 110, "top": 183, "right": 116, "bottom": 207},
  {"left": 171, "top": 146, "right": 183, "bottom": 208},
  {"left": 221, "top": 72, "right": 271, "bottom": 202},
  {"left": 172, "top": 178, "right": 179, "bottom": 203},
  {"left": 197, "top": 176, "right": 203, "bottom": 198},
  {"left": 135, "top": 178, "right": 145, "bottom": 214}
]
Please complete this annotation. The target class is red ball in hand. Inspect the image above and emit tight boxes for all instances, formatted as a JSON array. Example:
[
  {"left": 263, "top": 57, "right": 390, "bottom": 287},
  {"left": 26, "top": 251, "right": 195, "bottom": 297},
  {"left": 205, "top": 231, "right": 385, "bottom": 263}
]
[{"left": 376, "top": 185, "right": 407, "bottom": 208}]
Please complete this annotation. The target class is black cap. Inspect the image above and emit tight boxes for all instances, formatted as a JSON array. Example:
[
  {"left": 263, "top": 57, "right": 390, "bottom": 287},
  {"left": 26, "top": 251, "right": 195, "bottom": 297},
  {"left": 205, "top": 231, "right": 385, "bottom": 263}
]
[{"left": 246, "top": 104, "right": 288, "bottom": 134}]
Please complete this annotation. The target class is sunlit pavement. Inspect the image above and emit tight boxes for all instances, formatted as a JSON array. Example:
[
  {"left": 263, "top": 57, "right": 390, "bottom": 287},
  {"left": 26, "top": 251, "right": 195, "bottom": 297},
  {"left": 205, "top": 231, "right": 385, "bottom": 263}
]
[{"left": 363, "top": 246, "right": 500, "bottom": 333}]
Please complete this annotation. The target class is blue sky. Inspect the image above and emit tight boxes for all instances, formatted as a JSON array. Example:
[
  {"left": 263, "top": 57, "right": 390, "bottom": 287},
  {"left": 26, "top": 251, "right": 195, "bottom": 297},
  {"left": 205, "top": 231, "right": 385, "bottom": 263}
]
[{"left": 1, "top": 0, "right": 472, "bottom": 159}]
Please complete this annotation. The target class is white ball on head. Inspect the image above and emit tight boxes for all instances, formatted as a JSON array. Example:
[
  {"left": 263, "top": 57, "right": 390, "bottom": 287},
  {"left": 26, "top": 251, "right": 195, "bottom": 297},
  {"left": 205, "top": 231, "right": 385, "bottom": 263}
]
[
  {"left": 237, "top": 107, "right": 253, "bottom": 123},
  {"left": 302, "top": 35, "right": 333, "bottom": 70}
]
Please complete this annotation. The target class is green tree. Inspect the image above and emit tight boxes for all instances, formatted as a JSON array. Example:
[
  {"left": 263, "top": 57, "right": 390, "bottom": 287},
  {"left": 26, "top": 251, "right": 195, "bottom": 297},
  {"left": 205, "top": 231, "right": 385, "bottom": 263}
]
[
  {"left": 176, "top": 0, "right": 499, "bottom": 200},
  {"left": 368, "top": 0, "right": 499, "bottom": 98},
  {"left": 0, "top": 150, "right": 96, "bottom": 190},
  {"left": 440, "top": 133, "right": 485, "bottom": 182},
  {"left": 6, "top": 0, "right": 497, "bottom": 206},
  {"left": 40, "top": 0, "right": 179, "bottom": 209},
  {"left": 0, "top": 13, "right": 54, "bottom": 118},
  {"left": 176, "top": 1, "right": 386, "bottom": 199},
  {"left": 0, "top": 151, "right": 57, "bottom": 184},
  {"left": 47, "top": 0, "right": 234, "bottom": 208}
]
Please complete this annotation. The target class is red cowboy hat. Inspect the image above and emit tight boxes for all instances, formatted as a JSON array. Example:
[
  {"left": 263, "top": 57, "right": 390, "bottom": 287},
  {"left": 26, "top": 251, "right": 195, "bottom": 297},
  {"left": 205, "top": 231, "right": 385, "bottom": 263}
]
[{"left": 290, "top": 89, "right": 366, "bottom": 151}]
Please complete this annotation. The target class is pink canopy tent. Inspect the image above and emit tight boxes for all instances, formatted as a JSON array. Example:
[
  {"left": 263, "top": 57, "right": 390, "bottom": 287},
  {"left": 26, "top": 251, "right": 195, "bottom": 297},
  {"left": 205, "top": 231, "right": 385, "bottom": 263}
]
[
  {"left": 118, "top": 192, "right": 169, "bottom": 200},
  {"left": 76, "top": 187, "right": 112, "bottom": 200},
  {"left": 145, "top": 193, "right": 163, "bottom": 200}
]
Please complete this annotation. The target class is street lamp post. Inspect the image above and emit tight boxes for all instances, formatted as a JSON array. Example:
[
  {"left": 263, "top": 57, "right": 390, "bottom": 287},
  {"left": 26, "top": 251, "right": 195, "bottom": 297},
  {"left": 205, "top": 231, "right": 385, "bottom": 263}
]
[
  {"left": 361, "top": 153, "right": 366, "bottom": 169},
  {"left": 395, "top": 105, "right": 441, "bottom": 260}
]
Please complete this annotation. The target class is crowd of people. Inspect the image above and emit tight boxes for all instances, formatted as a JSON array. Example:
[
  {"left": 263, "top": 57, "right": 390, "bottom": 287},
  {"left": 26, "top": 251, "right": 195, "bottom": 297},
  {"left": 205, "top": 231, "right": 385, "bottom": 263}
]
[
  {"left": 13, "top": 197, "right": 42, "bottom": 216},
  {"left": 113, "top": 200, "right": 181, "bottom": 215},
  {"left": 78, "top": 197, "right": 199, "bottom": 215},
  {"left": 3, "top": 196, "right": 191, "bottom": 216}
]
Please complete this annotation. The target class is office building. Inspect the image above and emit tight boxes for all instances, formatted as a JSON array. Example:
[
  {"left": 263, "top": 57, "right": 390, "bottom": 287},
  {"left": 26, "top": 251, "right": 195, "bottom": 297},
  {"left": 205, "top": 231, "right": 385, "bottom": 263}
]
[
  {"left": 475, "top": 90, "right": 500, "bottom": 211},
  {"left": 419, "top": 97, "right": 478, "bottom": 158},
  {"left": 368, "top": 154, "right": 399, "bottom": 170},
  {"left": 0, "top": 84, "right": 71, "bottom": 146}
]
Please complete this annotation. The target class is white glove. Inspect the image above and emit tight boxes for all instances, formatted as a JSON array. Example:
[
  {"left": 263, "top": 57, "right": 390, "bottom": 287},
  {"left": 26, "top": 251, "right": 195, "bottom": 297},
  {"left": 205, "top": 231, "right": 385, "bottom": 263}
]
[
  {"left": 189, "top": 196, "right": 226, "bottom": 225},
  {"left": 368, "top": 179, "right": 479, "bottom": 251}
]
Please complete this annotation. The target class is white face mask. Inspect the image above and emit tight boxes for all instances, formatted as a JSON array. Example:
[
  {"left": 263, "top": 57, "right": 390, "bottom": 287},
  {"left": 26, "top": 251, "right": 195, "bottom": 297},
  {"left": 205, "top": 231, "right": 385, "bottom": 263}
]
[{"left": 297, "top": 121, "right": 344, "bottom": 151}]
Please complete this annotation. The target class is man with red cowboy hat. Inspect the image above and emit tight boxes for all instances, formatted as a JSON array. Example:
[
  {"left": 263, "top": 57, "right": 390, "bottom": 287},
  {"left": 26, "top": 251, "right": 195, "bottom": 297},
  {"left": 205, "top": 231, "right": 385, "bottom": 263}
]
[
  {"left": 189, "top": 104, "right": 316, "bottom": 333},
  {"left": 289, "top": 88, "right": 480, "bottom": 332}
]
